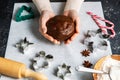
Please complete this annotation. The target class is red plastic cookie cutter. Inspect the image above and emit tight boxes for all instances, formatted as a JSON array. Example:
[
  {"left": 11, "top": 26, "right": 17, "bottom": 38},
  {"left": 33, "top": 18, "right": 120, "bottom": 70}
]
[{"left": 87, "top": 11, "right": 115, "bottom": 38}]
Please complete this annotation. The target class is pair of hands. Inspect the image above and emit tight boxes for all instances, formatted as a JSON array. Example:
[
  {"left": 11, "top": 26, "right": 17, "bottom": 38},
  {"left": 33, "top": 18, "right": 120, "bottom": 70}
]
[{"left": 39, "top": 10, "right": 80, "bottom": 44}]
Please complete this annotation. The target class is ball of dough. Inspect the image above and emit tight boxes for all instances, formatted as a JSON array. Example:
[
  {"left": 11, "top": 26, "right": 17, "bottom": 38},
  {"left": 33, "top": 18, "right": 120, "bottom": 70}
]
[{"left": 46, "top": 15, "right": 75, "bottom": 41}]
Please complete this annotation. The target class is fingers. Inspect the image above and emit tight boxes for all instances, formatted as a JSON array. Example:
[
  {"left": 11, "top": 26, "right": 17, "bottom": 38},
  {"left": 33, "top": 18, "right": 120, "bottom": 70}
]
[
  {"left": 71, "top": 33, "right": 79, "bottom": 41},
  {"left": 63, "top": 11, "right": 68, "bottom": 16},
  {"left": 39, "top": 11, "right": 55, "bottom": 33},
  {"left": 64, "top": 39, "right": 71, "bottom": 44},
  {"left": 75, "top": 17, "right": 80, "bottom": 33},
  {"left": 64, "top": 17, "right": 80, "bottom": 44},
  {"left": 39, "top": 10, "right": 80, "bottom": 44},
  {"left": 39, "top": 11, "right": 60, "bottom": 44},
  {"left": 39, "top": 16, "right": 48, "bottom": 33},
  {"left": 40, "top": 23, "right": 60, "bottom": 44},
  {"left": 42, "top": 33, "right": 60, "bottom": 44},
  {"left": 40, "top": 27, "right": 60, "bottom": 44},
  {"left": 64, "top": 33, "right": 79, "bottom": 44}
]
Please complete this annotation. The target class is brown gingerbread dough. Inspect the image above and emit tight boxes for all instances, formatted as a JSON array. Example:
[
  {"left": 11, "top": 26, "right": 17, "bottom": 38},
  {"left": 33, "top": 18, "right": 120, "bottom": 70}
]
[{"left": 46, "top": 15, "right": 75, "bottom": 41}]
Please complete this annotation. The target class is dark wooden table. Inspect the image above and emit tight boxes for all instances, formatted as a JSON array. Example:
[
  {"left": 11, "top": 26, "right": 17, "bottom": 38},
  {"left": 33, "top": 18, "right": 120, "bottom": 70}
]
[{"left": 0, "top": 0, "right": 120, "bottom": 57}]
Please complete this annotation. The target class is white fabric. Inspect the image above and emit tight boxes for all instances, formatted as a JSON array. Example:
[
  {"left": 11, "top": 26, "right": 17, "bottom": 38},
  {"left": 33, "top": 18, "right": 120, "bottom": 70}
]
[
  {"left": 32, "top": 0, "right": 53, "bottom": 13},
  {"left": 64, "top": 0, "right": 84, "bottom": 13}
]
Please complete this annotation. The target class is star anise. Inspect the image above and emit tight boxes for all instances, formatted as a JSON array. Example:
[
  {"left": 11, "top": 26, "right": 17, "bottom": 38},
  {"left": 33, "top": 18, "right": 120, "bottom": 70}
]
[
  {"left": 82, "top": 60, "right": 93, "bottom": 68},
  {"left": 81, "top": 49, "right": 90, "bottom": 57}
]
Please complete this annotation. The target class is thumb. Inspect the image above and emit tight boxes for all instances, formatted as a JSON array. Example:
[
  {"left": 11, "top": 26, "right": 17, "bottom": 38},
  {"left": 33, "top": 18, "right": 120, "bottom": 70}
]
[
  {"left": 74, "top": 17, "right": 80, "bottom": 33},
  {"left": 39, "top": 17, "right": 48, "bottom": 33}
]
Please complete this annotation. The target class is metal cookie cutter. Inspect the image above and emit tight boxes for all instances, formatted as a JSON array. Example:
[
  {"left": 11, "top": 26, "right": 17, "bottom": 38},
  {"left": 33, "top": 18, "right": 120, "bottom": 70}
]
[
  {"left": 15, "top": 37, "right": 34, "bottom": 53},
  {"left": 32, "top": 51, "right": 54, "bottom": 71},
  {"left": 87, "top": 11, "right": 115, "bottom": 38},
  {"left": 15, "top": 5, "right": 34, "bottom": 22},
  {"left": 84, "top": 29, "right": 108, "bottom": 52},
  {"left": 57, "top": 63, "right": 71, "bottom": 80},
  {"left": 86, "top": 29, "right": 110, "bottom": 39}
]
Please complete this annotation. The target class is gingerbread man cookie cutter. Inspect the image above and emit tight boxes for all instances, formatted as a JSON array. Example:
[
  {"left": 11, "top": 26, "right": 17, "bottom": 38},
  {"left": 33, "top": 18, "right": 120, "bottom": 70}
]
[{"left": 32, "top": 51, "right": 54, "bottom": 71}]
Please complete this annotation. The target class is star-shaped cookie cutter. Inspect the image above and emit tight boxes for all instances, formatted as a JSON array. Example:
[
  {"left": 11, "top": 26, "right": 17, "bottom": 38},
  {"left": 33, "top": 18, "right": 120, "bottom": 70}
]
[
  {"left": 15, "top": 37, "right": 34, "bottom": 53},
  {"left": 56, "top": 63, "right": 71, "bottom": 80},
  {"left": 86, "top": 29, "right": 110, "bottom": 39},
  {"left": 32, "top": 51, "right": 54, "bottom": 71},
  {"left": 84, "top": 29, "right": 108, "bottom": 52}
]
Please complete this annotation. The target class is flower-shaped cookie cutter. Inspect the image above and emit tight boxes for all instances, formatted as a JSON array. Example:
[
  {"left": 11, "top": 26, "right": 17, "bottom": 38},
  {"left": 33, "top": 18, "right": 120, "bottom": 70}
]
[
  {"left": 15, "top": 37, "right": 34, "bottom": 53},
  {"left": 84, "top": 29, "right": 108, "bottom": 52},
  {"left": 32, "top": 51, "right": 54, "bottom": 71},
  {"left": 15, "top": 5, "right": 34, "bottom": 22},
  {"left": 56, "top": 63, "right": 71, "bottom": 80}
]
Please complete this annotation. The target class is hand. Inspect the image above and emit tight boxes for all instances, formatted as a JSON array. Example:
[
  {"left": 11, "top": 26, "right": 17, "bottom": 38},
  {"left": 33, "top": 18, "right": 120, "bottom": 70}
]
[
  {"left": 63, "top": 10, "right": 80, "bottom": 44},
  {"left": 39, "top": 10, "right": 60, "bottom": 44}
]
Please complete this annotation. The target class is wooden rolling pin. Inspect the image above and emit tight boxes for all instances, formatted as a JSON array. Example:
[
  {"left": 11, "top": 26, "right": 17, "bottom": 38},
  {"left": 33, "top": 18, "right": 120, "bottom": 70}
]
[{"left": 0, "top": 57, "right": 48, "bottom": 80}]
